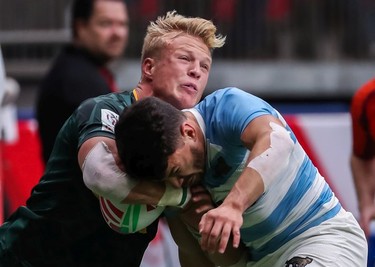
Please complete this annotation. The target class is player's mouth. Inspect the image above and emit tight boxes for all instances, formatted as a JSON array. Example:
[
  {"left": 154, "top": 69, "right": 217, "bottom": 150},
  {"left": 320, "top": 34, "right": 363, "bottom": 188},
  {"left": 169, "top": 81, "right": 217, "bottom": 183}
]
[{"left": 181, "top": 83, "right": 197, "bottom": 94}]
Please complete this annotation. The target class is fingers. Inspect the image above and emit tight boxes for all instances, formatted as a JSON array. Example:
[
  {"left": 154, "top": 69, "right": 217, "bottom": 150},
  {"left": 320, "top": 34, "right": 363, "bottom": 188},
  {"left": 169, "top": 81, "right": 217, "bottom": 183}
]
[
  {"left": 179, "top": 186, "right": 215, "bottom": 229},
  {"left": 217, "top": 223, "right": 231, "bottom": 253},
  {"left": 231, "top": 227, "right": 241, "bottom": 249},
  {"left": 199, "top": 206, "right": 243, "bottom": 254},
  {"left": 188, "top": 186, "right": 215, "bottom": 214},
  {"left": 199, "top": 214, "right": 240, "bottom": 254},
  {"left": 199, "top": 213, "right": 215, "bottom": 252}
]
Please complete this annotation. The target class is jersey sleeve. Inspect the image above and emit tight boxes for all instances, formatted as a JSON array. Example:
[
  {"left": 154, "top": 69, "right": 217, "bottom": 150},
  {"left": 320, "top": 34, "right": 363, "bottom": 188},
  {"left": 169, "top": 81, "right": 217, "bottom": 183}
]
[
  {"left": 197, "top": 87, "right": 278, "bottom": 143},
  {"left": 74, "top": 95, "right": 126, "bottom": 148}
]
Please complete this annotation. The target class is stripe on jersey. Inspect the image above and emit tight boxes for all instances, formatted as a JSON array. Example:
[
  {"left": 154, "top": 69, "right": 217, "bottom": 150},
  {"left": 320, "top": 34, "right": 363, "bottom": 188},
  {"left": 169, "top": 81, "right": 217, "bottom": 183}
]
[{"left": 250, "top": 202, "right": 341, "bottom": 261}]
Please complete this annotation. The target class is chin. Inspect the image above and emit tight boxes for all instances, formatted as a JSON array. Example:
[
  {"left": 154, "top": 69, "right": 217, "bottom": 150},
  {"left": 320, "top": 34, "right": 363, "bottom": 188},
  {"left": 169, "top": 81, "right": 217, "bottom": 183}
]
[
  {"left": 182, "top": 100, "right": 197, "bottom": 109},
  {"left": 173, "top": 100, "right": 187, "bottom": 110}
]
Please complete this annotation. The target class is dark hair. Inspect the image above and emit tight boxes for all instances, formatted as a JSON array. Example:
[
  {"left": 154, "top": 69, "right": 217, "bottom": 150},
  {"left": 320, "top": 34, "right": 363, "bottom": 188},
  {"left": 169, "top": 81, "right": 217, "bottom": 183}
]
[
  {"left": 71, "top": 0, "right": 95, "bottom": 38},
  {"left": 71, "top": 0, "right": 125, "bottom": 38},
  {"left": 115, "top": 97, "right": 186, "bottom": 181}
]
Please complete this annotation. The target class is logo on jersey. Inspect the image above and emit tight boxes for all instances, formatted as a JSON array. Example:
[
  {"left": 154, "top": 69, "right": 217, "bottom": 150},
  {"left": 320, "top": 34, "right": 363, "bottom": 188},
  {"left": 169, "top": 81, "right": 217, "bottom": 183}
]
[
  {"left": 99, "top": 196, "right": 164, "bottom": 234},
  {"left": 101, "top": 109, "right": 119, "bottom": 133},
  {"left": 285, "top": 256, "right": 313, "bottom": 267},
  {"left": 207, "top": 142, "right": 231, "bottom": 177}
]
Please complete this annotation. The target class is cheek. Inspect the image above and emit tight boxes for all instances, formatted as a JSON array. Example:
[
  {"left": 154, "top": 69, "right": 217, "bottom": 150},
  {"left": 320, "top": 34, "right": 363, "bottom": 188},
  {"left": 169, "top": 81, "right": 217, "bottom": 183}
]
[
  {"left": 121, "top": 29, "right": 129, "bottom": 40},
  {"left": 102, "top": 30, "right": 114, "bottom": 41},
  {"left": 90, "top": 31, "right": 106, "bottom": 44},
  {"left": 154, "top": 72, "right": 174, "bottom": 90}
]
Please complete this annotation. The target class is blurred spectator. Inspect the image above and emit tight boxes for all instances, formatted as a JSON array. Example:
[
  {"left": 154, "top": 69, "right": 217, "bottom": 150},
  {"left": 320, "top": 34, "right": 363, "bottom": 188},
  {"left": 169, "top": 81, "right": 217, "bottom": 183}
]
[
  {"left": 211, "top": 0, "right": 237, "bottom": 57},
  {"left": 1, "top": 0, "right": 373, "bottom": 62},
  {"left": 0, "top": 47, "right": 4, "bottom": 108},
  {"left": 0, "top": 47, "right": 21, "bottom": 222},
  {"left": 363, "top": 0, "right": 375, "bottom": 57},
  {"left": 0, "top": 45, "right": 20, "bottom": 146},
  {"left": 321, "top": 0, "right": 367, "bottom": 59},
  {"left": 212, "top": 0, "right": 291, "bottom": 59},
  {"left": 231, "top": 0, "right": 269, "bottom": 58},
  {"left": 0, "top": 46, "right": 4, "bottom": 224},
  {"left": 162, "top": 0, "right": 209, "bottom": 18},
  {"left": 265, "top": 0, "right": 291, "bottom": 58},
  {"left": 36, "top": 0, "right": 129, "bottom": 163},
  {"left": 0, "top": 78, "right": 20, "bottom": 144},
  {"left": 125, "top": 0, "right": 159, "bottom": 55},
  {"left": 289, "top": 0, "right": 319, "bottom": 59},
  {"left": 350, "top": 78, "right": 375, "bottom": 239}
]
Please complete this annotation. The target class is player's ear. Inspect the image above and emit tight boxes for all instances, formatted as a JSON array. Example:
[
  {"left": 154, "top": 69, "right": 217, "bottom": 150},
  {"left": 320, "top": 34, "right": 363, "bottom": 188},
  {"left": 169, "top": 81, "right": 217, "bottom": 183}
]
[
  {"left": 75, "top": 19, "right": 89, "bottom": 42},
  {"left": 142, "top": 58, "right": 155, "bottom": 80},
  {"left": 180, "top": 122, "right": 196, "bottom": 141}
]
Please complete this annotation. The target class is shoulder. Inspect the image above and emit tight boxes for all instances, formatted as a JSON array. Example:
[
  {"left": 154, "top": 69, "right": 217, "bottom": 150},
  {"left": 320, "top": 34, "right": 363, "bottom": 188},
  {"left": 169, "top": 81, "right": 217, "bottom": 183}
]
[
  {"left": 77, "top": 91, "right": 133, "bottom": 116},
  {"left": 49, "top": 46, "right": 102, "bottom": 78},
  {"left": 353, "top": 79, "right": 375, "bottom": 103},
  {"left": 200, "top": 87, "right": 269, "bottom": 113},
  {"left": 205, "top": 87, "right": 260, "bottom": 103},
  {"left": 351, "top": 79, "right": 375, "bottom": 115}
]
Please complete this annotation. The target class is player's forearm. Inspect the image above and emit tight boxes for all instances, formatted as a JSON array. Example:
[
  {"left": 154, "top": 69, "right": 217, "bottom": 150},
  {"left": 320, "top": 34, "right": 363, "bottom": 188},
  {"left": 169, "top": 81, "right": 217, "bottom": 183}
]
[
  {"left": 82, "top": 141, "right": 191, "bottom": 206},
  {"left": 122, "top": 180, "right": 165, "bottom": 205},
  {"left": 167, "top": 216, "right": 215, "bottom": 267},
  {"left": 223, "top": 167, "right": 264, "bottom": 213},
  {"left": 351, "top": 154, "right": 375, "bottom": 206},
  {"left": 235, "top": 119, "right": 294, "bottom": 212}
]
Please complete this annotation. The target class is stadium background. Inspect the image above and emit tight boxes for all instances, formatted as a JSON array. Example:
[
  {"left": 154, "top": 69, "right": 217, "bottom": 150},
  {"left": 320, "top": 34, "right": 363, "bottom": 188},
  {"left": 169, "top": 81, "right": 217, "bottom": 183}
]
[{"left": 1, "top": 0, "right": 375, "bottom": 266}]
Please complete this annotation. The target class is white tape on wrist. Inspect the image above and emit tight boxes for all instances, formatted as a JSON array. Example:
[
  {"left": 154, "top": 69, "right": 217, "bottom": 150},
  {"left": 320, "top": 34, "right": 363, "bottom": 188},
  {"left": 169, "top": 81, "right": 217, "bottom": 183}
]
[
  {"left": 82, "top": 141, "right": 137, "bottom": 202},
  {"left": 247, "top": 122, "right": 294, "bottom": 191},
  {"left": 157, "top": 183, "right": 191, "bottom": 208}
]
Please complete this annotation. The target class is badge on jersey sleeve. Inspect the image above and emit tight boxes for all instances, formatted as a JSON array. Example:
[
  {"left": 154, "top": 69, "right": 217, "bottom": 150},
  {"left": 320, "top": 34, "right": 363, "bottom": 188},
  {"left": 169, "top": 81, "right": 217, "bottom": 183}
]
[{"left": 101, "top": 109, "right": 119, "bottom": 133}]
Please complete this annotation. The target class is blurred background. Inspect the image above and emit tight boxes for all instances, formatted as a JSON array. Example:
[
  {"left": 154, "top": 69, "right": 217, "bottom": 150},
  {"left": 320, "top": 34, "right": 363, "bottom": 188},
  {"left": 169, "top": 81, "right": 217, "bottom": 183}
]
[
  {"left": 1, "top": 0, "right": 375, "bottom": 108},
  {"left": 1, "top": 0, "right": 375, "bottom": 266}
]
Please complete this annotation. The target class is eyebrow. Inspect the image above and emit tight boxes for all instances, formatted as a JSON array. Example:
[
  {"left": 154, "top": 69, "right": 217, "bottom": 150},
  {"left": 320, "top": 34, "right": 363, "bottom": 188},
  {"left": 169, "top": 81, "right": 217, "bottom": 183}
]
[{"left": 178, "top": 49, "right": 212, "bottom": 64}]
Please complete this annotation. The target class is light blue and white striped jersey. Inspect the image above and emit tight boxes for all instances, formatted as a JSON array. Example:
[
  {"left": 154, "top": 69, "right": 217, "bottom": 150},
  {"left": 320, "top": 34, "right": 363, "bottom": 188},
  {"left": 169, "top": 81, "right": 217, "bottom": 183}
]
[{"left": 189, "top": 87, "right": 341, "bottom": 261}]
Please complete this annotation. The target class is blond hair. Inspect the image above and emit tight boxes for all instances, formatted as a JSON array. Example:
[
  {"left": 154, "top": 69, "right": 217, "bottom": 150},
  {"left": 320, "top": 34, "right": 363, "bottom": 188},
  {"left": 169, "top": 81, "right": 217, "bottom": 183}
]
[{"left": 141, "top": 10, "right": 225, "bottom": 61}]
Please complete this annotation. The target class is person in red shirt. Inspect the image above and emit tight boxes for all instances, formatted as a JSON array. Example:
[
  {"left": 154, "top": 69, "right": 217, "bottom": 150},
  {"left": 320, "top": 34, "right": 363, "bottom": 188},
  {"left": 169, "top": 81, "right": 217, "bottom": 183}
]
[{"left": 350, "top": 78, "right": 375, "bottom": 238}]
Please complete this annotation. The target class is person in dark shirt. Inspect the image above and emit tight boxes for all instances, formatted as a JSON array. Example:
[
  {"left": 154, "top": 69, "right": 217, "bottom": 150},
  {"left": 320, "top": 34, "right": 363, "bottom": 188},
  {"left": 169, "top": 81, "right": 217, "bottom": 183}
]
[{"left": 36, "top": 0, "right": 129, "bottom": 163}]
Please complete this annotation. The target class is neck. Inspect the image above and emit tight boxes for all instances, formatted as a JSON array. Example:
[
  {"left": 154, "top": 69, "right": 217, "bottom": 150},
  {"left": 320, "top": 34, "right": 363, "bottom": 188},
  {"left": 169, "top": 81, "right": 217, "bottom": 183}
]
[
  {"left": 72, "top": 43, "right": 110, "bottom": 65},
  {"left": 134, "top": 83, "right": 154, "bottom": 100}
]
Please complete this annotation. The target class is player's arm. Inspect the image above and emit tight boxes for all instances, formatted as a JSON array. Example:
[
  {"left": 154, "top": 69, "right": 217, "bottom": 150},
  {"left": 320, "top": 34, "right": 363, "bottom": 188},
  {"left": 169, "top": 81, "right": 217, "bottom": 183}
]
[
  {"left": 168, "top": 215, "right": 215, "bottom": 267},
  {"left": 199, "top": 114, "right": 293, "bottom": 254},
  {"left": 78, "top": 136, "right": 190, "bottom": 207},
  {"left": 351, "top": 154, "right": 375, "bottom": 237},
  {"left": 168, "top": 186, "right": 248, "bottom": 267}
]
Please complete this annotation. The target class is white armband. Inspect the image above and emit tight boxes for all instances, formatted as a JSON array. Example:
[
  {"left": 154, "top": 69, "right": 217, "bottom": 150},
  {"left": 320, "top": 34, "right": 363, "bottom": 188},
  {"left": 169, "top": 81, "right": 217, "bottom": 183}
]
[
  {"left": 82, "top": 141, "right": 137, "bottom": 202},
  {"left": 158, "top": 183, "right": 191, "bottom": 208},
  {"left": 247, "top": 122, "right": 294, "bottom": 191}
]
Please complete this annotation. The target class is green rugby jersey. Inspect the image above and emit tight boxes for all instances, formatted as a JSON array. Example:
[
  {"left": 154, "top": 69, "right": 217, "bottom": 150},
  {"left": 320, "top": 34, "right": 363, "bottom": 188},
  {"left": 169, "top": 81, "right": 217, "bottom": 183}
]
[{"left": 0, "top": 91, "right": 159, "bottom": 267}]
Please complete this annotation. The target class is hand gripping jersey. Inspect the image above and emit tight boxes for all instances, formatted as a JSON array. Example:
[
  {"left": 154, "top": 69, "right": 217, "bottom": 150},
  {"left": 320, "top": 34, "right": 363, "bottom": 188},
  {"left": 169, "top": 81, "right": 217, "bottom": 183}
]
[
  {"left": 191, "top": 87, "right": 341, "bottom": 261},
  {"left": 0, "top": 91, "right": 158, "bottom": 267}
]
